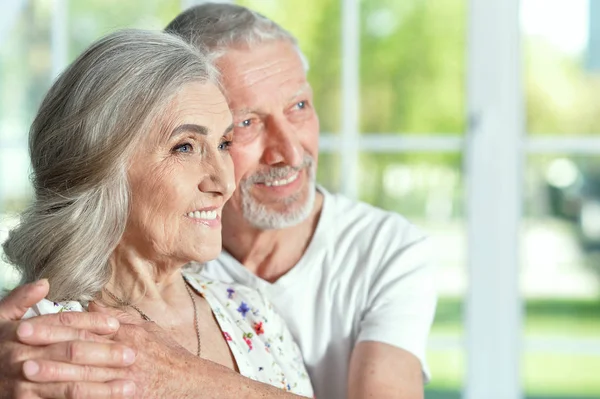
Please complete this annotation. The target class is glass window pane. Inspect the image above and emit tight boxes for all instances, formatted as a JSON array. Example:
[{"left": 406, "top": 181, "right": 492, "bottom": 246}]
[
  {"left": 522, "top": 154, "right": 600, "bottom": 398},
  {"left": 237, "top": 0, "right": 342, "bottom": 134},
  {"left": 1, "top": 1, "right": 53, "bottom": 138},
  {"left": 360, "top": 0, "right": 466, "bottom": 134},
  {"left": 316, "top": 152, "right": 341, "bottom": 194},
  {"left": 426, "top": 348, "right": 464, "bottom": 399},
  {"left": 1, "top": 1, "right": 54, "bottom": 291},
  {"left": 0, "top": 1, "right": 52, "bottom": 208},
  {"left": 522, "top": 0, "right": 600, "bottom": 135},
  {"left": 523, "top": 352, "right": 600, "bottom": 398},
  {"left": 68, "top": 0, "right": 181, "bottom": 58},
  {"left": 359, "top": 152, "right": 466, "bottom": 398}
]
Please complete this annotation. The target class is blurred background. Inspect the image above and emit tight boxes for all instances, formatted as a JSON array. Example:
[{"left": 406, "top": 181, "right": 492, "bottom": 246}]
[{"left": 1, "top": 0, "right": 599, "bottom": 398}]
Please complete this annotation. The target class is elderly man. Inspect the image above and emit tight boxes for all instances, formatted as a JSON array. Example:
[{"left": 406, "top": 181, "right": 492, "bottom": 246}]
[{"left": 0, "top": 3, "right": 436, "bottom": 399}]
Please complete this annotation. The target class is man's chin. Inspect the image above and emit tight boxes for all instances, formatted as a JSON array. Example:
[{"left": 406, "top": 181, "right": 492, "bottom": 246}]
[{"left": 244, "top": 192, "right": 315, "bottom": 230}]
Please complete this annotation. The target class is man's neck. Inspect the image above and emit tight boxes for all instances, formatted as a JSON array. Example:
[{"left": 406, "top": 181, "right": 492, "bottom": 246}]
[{"left": 222, "top": 191, "right": 324, "bottom": 283}]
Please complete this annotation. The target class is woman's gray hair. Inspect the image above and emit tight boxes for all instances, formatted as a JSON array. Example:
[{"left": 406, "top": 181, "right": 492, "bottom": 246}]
[
  {"left": 165, "top": 2, "right": 309, "bottom": 71},
  {"left": 2, "top": 29, "right": 218, "bottom": 302}
]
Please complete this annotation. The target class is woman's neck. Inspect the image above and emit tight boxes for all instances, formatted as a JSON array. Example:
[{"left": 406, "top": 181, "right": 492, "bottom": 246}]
[
  {"left": 104, "top": 241, "right": 189, "bottom": 311},
  {"left": 103, "top": 241, "right": 204, "bottom": 357}
]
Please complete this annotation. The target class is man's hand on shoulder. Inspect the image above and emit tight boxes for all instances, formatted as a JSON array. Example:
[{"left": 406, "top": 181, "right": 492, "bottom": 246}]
[
  {"left": 348, "top": 341, "right": 424, "bottom": 399},
  {"left": 90, "top": 303, "right": 308, "bottom": 399},
  {"left": 0, "top": 280, "right": 136, "bottom": 399}
]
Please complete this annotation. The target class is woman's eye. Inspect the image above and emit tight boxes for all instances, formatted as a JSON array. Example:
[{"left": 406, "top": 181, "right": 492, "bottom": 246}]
[
  {"left": 173, "top": 143, "right": 193, "bottom": 153},
  {"left": 219, "top": 140, "right": 233, "bottom": 151}
]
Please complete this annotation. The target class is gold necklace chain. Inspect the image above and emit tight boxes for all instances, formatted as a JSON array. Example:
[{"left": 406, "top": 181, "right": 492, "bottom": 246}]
[{"left": 103, "top": 275, "right": 201, "bottom": 357}]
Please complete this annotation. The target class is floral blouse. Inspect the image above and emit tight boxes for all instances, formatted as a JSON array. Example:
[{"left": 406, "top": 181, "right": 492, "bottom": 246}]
[{"left": 23, "top": 272, "right": 314, "bottom": 397}]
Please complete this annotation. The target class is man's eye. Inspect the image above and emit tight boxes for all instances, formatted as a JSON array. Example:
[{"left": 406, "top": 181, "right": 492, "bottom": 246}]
[
  {"left": 295, "top": 101, "right": 306, "bottom": 109},
  {"left": 237, "top": 119, "right": 252, "bottom": 128},
  {"left": 173, "top": 143, "right": 193, "bottom": 153}
]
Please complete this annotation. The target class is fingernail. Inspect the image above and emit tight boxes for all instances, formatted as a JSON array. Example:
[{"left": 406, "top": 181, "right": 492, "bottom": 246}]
[
  {"left": 123, "top": 381, "right": 136, "bottom": 396},
  {"left": 107, "top": 317, "right": 119, "bottom": 330},
  {"left": 17, "top": 322, "right": 34, "bottom": 338},
  {"left": 23, "top": 360, "right": 39, "bottom": 377},
  {"left": 123, "top": 348, "right": 136, "bottom": 365}
]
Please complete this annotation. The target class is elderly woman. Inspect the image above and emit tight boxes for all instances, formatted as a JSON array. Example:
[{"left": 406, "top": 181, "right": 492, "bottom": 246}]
[{"left": 2, "top": 29, "right": 313, "bottom": 397}]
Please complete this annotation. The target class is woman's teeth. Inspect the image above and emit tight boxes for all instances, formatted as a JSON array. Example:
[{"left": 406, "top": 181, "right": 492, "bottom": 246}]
[{"left": 187, "top": 210, "right": 217, "bottom": 220}]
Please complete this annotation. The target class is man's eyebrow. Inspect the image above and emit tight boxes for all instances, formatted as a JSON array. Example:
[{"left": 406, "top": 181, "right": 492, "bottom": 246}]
[
  {"left": 169, "top": 124, "right": 208, "bottom": 139},
  {"left": 233, "top": 85, "right": 312, "bottom": 116},
  {"left": 288, "top": 84, "right": 311, "bottom": 102},
  {"left": 235, "top": 108, "right": 252, "bottom": 115}
]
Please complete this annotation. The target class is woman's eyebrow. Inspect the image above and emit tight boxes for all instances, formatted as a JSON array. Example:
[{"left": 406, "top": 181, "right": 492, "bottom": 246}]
[{"left": 169, "top": 123, "right": 208, "bottom": 139}]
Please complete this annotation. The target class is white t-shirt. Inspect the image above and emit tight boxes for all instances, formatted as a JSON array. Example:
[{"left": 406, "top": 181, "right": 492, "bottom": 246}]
[{"left": 201, "top": 186, "right": 437, "bottom": 399}]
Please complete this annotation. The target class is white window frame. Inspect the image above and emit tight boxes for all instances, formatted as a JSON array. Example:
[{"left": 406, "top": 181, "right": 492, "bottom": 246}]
[{"left": 464, "top": 0, "right": 523, "bottom": 397}]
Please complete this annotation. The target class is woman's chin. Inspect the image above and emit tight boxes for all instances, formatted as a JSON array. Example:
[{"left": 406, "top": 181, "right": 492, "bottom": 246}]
[{"left": 186, "top": 245, "right": 222, "bottom": 264}]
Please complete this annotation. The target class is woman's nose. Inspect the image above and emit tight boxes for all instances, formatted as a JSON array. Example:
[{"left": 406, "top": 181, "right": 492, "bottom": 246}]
[{"left": 198, "top": 154, "right": 235, "bottom": 199}]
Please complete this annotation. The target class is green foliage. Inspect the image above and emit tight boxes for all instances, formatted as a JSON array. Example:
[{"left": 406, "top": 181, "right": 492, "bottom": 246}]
[
  {"left": 426, "top": 349, "right": 600, "bottom": 398},
  {"left": 67, "top": 0, "right": 181, "bottom": 58},
  {"left": 431, "top": 297, "right": 600, "bottom": 338},
  {"left": 360, "top": 0, "right": 466, "bottom": 134},
  {"left": 525, "top": 39, "right": 600, "bottom": 135}
]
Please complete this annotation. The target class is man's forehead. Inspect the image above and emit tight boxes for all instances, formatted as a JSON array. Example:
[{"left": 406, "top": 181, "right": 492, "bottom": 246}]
[
  {"left": 229, "top": 81, "right": 312, "bottom": 115},
  {"left": 218, "top": 41, "right": 306, "bottom": 84}
]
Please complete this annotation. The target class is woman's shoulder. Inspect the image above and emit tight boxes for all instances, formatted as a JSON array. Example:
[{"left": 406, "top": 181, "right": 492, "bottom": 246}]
[
  {"left": 182, "top": 272, "right": 292, "bottom": 354},
  {"left": 183, "top": 272, "right": 266, "bottom": 305},
  {"left": 182, "top": 272, "right": 313, "bottom": 396}
]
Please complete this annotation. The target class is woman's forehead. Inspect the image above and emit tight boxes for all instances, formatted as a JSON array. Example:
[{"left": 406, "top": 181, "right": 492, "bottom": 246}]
[{"left": 152, "top": 83, "right": 230, "bottom": 137}]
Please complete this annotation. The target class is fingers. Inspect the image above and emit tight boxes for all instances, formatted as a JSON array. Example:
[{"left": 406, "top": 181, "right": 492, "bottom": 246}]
[
  {"left": 22, "top": 360, "right": 130, "bottom": 383},
  {"left": 10, "top": 341, "right": 136, "bottom": 371},
  {"left": 41, "top": 341, "right": 136, "bottom": 367},
  {"left": 20, "top": 311, "right": 120, "bottom": 342},
  {"left": 16, "top": 322, "right": 114, "bottom": 346},
  {"left": 0, "top": 280, "right": 49, "bottom": 321},
  {"left": 15, "top": 380, "right": 136, "bottom": 399}
]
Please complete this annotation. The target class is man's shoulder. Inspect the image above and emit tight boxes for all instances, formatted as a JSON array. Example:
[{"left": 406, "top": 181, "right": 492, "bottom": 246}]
[{"left": 321, "top": 187, "right": 426, "bottom": 245}]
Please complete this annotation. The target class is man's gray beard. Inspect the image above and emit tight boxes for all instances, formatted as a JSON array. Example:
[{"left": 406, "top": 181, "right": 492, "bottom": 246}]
[{"left": 239, "top": 155, "right": 316, "bottom": 230}]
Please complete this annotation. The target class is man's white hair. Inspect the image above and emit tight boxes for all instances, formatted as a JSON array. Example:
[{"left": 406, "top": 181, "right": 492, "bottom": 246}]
[{"left": 165, "top": 2, "right": 309, "bottom": 71}]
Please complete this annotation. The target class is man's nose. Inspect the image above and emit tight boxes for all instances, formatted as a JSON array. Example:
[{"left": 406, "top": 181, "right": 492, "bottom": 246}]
[{"left": 260, "top": 115, "right": 303, "bottom": 167}]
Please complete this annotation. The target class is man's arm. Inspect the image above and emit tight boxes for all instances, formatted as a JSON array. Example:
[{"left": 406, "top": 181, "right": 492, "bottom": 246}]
[
  {"left": 0, "top": 280, "right": 136, "bottom": 399},
  {"left": 348, "top": 341, "right": 424, "bottom": 399},
  {"left": 83, "top": 303, "right": 308, "bottom": 399},
  {"left": 351, "top": 222, "right": 438, "bottom": 398}
]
